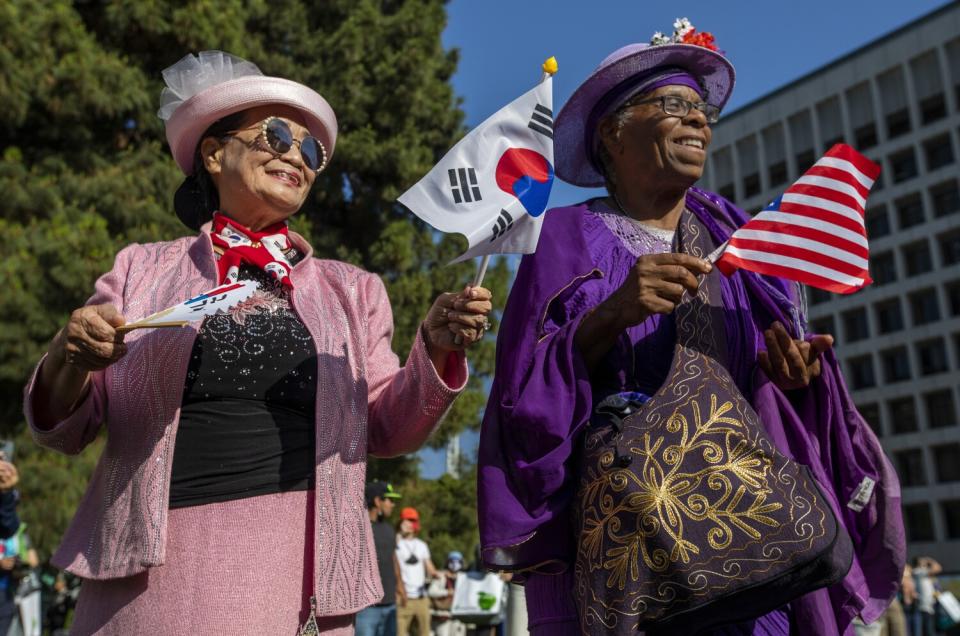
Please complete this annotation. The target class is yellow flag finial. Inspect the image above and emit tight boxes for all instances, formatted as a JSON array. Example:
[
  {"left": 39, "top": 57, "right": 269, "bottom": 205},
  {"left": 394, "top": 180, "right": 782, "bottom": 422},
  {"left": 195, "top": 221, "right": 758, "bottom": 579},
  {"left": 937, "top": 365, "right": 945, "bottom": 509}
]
[{"left": 542, "top": 56, "right": 558, "bottom": 76}]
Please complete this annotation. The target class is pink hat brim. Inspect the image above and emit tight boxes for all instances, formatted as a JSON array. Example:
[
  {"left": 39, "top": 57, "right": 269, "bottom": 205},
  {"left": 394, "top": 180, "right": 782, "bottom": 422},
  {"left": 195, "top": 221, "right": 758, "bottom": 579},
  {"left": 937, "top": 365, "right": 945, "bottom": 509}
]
[
  {"left": 554, "top": 43, "right": 735, "bottom": 188},
  {"left": 165, "top": 75, "right": 338, "bottom": 175}
]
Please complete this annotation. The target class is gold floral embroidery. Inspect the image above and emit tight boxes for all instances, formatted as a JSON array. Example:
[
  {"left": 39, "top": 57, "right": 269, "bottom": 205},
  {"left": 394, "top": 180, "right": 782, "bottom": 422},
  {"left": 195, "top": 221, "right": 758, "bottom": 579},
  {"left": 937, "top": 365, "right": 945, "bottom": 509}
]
[{"left": 579, "top": 389, "right": 785, "bottom": 590}]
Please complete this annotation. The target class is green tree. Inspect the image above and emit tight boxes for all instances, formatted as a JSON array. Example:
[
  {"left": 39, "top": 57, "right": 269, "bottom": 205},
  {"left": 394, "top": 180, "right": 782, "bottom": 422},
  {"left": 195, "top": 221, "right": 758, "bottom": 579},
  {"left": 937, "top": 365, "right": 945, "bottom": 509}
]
[{"left": 0, "top": 0, "right": 506, "bottom": 558}]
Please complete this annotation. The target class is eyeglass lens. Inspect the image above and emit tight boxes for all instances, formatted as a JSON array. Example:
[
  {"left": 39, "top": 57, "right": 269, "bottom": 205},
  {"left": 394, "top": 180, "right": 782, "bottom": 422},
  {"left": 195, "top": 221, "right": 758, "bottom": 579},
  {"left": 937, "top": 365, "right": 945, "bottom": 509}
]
[
  {"left": 263, "top": 119, "right": 322, "bottom": 171},
  {"left": 662, "top": 96, "right": 720, "bottom": 123}
]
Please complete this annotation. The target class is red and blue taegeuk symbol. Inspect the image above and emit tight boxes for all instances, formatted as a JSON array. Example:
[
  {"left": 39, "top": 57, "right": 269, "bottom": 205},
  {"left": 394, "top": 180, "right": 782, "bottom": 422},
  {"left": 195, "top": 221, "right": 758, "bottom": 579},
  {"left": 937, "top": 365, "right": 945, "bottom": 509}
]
[{"left": 495, "top": 148, "right": 554, "bottom": 217}]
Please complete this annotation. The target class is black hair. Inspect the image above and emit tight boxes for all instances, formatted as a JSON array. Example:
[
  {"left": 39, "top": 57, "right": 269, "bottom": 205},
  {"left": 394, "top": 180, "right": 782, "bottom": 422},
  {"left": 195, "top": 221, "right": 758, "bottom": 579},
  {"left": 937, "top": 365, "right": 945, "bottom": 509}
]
[{"left": 173, "top": 110, "right": 250, "bottom": 230}]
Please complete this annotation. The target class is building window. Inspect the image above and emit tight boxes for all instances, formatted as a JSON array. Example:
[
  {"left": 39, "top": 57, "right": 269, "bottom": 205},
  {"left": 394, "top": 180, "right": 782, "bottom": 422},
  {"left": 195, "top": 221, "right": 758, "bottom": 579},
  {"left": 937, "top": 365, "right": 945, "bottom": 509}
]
[
  {"left": 920, "top": 93, "right": 947, "bottom": 124},
  {"left": 874, "top": 298, "right": 904, "bottom": 333},
  {"left": 889, "top": 396, "right": 918, "bottom": 434},
  {"left": 795, "top": 149, "right": 815, "bottom": 174},
  {"left": 886, "top": 109, "right": 911, "bottom": 138},
  {"left": 808, "top": 287, "right": 831, "bottom": 306},
  {"left": 718, "top": 183, "right": 735, "bottom": 201},
  {"left": 896, "top": 449, "right": 927, "bottom": 487},
  {"left": 871, "top": 251, "right": 897, "bottom": 286},
  {"left": 925, "top": 390, "right": 957, "bottom": 428},
  {"left": 881, "top": 347, "right": 911, "bottom": 383},
  {"left": 854, "top": 123, "right": 878, "bottom": 150},
  {"left": 848, "top": 355, "right": 876, "bottom": 390},
  {"left": 768, "top": 161, "right": 788, "bottom": 188},
  {"left": 858, "top": 402, "right": 882, "bottom": 437},
  {"left": 940, "top": 230, "right": 960, "bottom": 266},
  {"left": 932, "top": 180, "right": 960, "bottom": 218},
  {"left": 909, "top": 288, "right": 940, "bottom": 325},
  {"left": 933, "top": 443, "right": 960, "bottom": 482},
  {"left": 904, "top": 503, "right": 935, "bottom": 542},
  {"left": 743, "top": 173, "right": 761, "bottom": 198},
  {"left": 890, "top": 147, "right": 918, "bottom": 183},
  {"left": 810, "top": 316, "right": 835, "bottom": 337},
  {"left": 947, "top": 280, "right": 960, "bottom": 315},
  {"left": 865, "top": 205, "right": 890, "bottom": 238},
  {"left": 902, "top": 240, "right": 933, "bottom": 276},
  {"left": 917, "top": 338, "right": 949, "bottom": 376},
  {"left": 895, "top": 194, "right": 925, "bottom": 229},
  {"left": 941, "top": 500, "right": 960, "bottom": 539},
  {"left": 924, "top": 135, "right": 955, "bottom": 171},
  {"left": 842, "top": 308, "right": 869, "bottom": 342}
]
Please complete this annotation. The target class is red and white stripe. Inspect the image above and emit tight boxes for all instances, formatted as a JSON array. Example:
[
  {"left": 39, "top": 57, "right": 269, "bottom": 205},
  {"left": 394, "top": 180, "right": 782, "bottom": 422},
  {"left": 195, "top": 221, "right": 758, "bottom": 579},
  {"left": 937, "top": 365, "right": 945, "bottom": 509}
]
[{"left": 715, "top": 144, "right": 881, "bottom": 294}]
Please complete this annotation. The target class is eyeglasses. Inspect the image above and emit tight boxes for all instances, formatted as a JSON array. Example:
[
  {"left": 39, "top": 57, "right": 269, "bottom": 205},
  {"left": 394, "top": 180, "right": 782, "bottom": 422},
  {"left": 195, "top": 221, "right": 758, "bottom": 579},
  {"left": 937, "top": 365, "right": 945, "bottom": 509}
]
[
  {"left": 225, "top": 117, "right": 329, "bottom": 173},
  {"left": 626, "top": 95, "right": 721, "bottom": 124}
]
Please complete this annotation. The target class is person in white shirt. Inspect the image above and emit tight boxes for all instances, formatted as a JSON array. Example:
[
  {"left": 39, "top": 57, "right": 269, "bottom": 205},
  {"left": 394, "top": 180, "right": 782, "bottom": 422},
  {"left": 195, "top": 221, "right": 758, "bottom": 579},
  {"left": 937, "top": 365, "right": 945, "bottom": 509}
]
[{"left": 396, "top": 507, "right": 437, "bottom": 636}]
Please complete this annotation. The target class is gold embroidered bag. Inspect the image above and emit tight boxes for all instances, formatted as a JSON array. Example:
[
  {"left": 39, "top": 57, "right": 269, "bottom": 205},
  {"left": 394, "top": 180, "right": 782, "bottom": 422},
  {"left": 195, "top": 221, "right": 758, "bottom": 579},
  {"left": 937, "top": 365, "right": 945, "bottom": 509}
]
[{"left": 573, "top": 213, "right": 852, "bottom": 634}]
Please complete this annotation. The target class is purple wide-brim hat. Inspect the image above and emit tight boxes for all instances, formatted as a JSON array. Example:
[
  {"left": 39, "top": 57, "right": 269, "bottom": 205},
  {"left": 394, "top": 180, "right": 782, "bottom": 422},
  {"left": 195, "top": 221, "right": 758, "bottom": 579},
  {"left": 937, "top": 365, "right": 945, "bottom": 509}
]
[
  {"left": 165, "top": 75, "right": 338, "bottom": 175},
  {"left": 555, "top": 42, "right": 735, "bottom": 187}
]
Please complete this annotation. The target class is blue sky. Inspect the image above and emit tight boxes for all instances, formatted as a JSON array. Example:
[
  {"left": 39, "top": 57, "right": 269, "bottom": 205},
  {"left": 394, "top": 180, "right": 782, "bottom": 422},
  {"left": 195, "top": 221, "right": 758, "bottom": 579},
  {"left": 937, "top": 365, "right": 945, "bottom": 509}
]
[{"left": 417, "top": 0, "right": 953, "bottom": 478}]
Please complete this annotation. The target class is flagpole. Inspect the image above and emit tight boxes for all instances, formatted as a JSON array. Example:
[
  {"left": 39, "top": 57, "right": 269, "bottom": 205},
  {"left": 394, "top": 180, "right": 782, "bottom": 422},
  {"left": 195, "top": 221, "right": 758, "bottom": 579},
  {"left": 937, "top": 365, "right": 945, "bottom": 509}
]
[{"left": 469, "top": 56, "right": 558, "bottom": 291}]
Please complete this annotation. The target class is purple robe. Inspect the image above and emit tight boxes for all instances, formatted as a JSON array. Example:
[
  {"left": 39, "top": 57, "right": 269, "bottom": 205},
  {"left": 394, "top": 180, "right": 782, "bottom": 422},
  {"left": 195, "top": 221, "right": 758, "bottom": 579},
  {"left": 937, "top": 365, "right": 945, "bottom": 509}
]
[{"left": 478, "top": 190, "right": 905, "bottom": 635}]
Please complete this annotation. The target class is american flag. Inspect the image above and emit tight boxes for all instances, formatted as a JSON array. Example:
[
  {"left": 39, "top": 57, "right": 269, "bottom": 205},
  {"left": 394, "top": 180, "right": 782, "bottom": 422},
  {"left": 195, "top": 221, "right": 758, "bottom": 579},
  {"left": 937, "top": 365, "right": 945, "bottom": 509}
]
[{"left": 714, "top": 144, "right": 881, "bottom": 294}]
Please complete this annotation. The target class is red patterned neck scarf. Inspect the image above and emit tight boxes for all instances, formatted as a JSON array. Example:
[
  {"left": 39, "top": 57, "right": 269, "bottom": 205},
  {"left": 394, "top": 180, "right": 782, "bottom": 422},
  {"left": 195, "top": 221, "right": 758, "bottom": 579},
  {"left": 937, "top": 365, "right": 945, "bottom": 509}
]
[{"left": 210, "top": 212, "right": 295, "bottom": 288}]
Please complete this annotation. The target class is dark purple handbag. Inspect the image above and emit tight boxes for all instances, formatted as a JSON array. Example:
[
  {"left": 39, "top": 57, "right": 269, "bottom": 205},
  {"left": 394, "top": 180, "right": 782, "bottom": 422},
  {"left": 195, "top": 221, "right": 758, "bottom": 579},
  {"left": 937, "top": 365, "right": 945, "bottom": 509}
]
[{"left": 573, "top": 212, "right": 852, "bottom": 635}]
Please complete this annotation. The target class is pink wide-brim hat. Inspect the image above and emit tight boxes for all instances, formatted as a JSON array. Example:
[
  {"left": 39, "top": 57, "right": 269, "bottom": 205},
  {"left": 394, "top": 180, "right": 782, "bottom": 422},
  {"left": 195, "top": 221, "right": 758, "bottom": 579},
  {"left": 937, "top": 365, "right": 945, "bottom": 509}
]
[
  {"left": 165, "top": 75, "right": 338, "bottom": 175},
  {"left": 554, "top": 42, "right": 735, "bottom": 187}
]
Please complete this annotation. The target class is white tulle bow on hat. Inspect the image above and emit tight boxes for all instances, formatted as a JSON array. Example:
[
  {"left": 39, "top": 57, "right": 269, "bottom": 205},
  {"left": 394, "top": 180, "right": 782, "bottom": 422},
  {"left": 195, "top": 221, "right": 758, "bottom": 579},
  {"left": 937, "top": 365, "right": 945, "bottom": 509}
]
[
  {"left": 158, "top": 50, "right": 338, "bottom": 175},
  {"left": 157, "top": 51, "right": 263, "bottom": 121}
]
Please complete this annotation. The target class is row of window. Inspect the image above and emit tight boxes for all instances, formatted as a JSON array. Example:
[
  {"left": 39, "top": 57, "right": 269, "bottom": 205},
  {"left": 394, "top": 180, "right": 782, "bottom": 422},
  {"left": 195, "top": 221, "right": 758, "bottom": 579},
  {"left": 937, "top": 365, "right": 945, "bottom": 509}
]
[
  {"left": 865, "top": 179, "right": 960, "bottom": 237},
  {"left": 844, "top": 336, "right": 955, "bottom": 390},
  {"left": 809, "top": 233, "right": 960, "bottom": 307},
  {"left": 811, "top": 279, "right": 960, "bottom": 344},
  {"left": 905, "top": 499, "right": 960, "bottom": 543},
  {"left": 857, "top": 387, "right": 956, "bottom": 438},
  {"left": 713, "top": 98, "right": 958, "bottom": 202},
  {"left": 896, "top": 442, "right": 960, "bottom": 487}
]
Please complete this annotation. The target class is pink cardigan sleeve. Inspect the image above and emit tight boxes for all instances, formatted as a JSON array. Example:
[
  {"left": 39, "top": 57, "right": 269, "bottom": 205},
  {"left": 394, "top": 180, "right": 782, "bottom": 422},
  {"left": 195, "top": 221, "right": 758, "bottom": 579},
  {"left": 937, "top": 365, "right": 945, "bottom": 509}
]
[
  {"left": 364, "top": 274, "right": 468, "bottom": 457},
  {"left": 23, "top": 245, "right": 134, "bottom": 455}
]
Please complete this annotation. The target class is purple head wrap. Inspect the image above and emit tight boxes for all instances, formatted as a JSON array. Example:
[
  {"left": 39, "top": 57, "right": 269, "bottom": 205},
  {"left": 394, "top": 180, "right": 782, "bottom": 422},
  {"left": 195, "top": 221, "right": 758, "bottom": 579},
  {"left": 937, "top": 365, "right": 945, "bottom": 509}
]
[{"left": 586, "top": 67, "right": 705, "bottom": 172}]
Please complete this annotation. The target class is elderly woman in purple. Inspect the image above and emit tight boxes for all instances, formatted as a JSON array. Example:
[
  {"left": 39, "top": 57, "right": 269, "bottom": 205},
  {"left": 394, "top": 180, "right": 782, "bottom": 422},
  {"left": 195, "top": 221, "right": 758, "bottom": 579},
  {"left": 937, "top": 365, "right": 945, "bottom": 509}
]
[{"left": 478, "top": 23, "right": 904, "bottom": 636}]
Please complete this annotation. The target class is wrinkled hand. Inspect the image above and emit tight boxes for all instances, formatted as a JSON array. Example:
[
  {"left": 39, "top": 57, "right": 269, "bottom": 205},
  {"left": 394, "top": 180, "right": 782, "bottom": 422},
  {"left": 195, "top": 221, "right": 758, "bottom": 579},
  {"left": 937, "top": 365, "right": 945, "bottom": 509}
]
[
  {"left": 55, "top": 304, "right": 128, "bottom": 372},
  {"left": 758, "top": 321, "right": 834, "bottom": 391},
  {"left": 0, "top": 462, "right": 18, "bottom": 491},
  {"left": 423, "top": 286, "right": 493, "bottom": 352},
  {"left": 598, "top": 253, "right": 712, "bottom": 330}
]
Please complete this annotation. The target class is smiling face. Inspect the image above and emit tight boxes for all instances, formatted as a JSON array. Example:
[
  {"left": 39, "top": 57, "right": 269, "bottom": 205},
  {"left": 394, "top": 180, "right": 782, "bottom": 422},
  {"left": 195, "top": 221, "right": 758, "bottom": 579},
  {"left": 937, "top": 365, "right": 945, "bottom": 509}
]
[
  {"left": 599, "top": 84, "right": 712, "bottom": 192},
  {"left": 201, "top": 104, "right": 317, "bottom": 230}
]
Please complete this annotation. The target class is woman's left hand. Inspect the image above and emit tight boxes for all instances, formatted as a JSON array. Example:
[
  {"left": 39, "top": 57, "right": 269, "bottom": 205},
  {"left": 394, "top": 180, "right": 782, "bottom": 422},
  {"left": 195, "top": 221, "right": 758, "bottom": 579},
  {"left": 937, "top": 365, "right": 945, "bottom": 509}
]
[
  {"left": 423, "top": 286, "right": 494, "bottom": 352},
  {"left": 758, "top": 321, "right": 834, "bottom": 391}
]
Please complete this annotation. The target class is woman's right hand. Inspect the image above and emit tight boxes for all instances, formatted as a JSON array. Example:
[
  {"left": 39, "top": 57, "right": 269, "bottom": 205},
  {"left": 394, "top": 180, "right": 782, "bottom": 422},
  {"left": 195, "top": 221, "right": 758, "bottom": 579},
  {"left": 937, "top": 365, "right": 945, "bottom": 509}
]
[
  {"left": 597, "top": 253, "right": 712, "bottom": 331},
  {"left": 53, "top": 304, "right": 128, "bottom": 372},
  {"left": 575, "top": 253, "right": 711, "bottom": 373},
  {"left": 32, "top": 304, "right": 127, "bottom": 429}
]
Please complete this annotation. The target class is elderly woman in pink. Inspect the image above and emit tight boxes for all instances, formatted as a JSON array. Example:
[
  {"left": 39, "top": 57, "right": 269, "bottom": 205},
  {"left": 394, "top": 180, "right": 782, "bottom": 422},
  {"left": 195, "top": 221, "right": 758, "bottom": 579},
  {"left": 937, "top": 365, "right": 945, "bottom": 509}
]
[{"left": 23, "top": 51, "right": 492, "bottom": 635}]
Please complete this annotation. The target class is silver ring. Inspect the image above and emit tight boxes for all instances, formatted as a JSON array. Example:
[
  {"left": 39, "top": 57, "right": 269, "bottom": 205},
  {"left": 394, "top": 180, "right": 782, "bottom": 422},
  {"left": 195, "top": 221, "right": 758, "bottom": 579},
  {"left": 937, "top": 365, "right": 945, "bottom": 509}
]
[{"left": 482, "top": 319, "right": 492, "bottom": 331}]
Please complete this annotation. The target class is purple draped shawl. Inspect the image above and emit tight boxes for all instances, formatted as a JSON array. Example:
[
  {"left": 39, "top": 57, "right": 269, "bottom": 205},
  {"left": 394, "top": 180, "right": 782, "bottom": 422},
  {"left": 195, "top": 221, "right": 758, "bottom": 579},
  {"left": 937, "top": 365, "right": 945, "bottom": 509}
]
[{"left": 477, "top": 189, "right": 905, "bottom": 635}]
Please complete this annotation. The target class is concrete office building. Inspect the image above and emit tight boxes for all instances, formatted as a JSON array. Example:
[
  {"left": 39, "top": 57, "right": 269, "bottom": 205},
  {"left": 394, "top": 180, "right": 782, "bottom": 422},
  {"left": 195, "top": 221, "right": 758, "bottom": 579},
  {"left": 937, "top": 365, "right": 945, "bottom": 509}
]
[{"left": 705, "top": 2, "right": 960, "bottom": 566}]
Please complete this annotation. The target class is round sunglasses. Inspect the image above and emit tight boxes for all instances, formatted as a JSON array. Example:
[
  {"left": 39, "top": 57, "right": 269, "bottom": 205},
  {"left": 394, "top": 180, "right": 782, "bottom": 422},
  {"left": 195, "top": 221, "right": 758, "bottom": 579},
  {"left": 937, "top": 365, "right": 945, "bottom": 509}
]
[{"left": 225, "top": 117, "right": 329, "bottom": 173}]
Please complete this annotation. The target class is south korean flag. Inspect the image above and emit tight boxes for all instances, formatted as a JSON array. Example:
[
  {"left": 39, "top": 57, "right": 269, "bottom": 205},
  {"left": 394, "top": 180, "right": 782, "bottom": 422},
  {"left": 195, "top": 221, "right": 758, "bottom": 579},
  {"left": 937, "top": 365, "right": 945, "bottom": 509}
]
[{"left": 398, "top": 75, "right": 555, "bottom": 264}]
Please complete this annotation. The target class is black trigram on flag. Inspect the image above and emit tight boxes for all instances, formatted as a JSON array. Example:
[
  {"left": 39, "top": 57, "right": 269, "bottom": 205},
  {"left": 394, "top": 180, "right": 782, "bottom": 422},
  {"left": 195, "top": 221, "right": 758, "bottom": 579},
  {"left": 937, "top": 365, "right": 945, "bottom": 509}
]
[
  {"left": 448, "top": 167, "right": 482, "bottom": 204},
  {"left": 490, "top": 209, "right": 514, "bottom": 242},
  {"left": 528, "top": 103, "right": 553, "bottom": 139}
]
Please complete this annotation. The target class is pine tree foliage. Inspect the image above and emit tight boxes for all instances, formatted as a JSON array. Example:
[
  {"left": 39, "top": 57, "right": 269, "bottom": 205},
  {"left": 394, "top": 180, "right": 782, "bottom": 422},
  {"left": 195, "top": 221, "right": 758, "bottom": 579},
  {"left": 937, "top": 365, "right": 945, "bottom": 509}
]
[{"left": 0, "top": 0, "right": 507, "bottom": 558}]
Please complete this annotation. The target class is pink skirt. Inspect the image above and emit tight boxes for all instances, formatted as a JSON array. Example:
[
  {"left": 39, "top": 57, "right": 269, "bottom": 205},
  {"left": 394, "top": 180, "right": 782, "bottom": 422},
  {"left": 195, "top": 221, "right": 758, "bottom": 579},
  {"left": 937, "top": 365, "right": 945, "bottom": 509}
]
[{"left": 70, "top": 490, "right": 354, "bottom": 635}]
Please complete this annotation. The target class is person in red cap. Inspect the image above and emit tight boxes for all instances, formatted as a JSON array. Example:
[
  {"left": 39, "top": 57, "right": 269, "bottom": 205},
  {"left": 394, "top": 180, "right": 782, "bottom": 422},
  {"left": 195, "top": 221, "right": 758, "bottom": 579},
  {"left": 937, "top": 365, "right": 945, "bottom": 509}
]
[{"left": 396, "top": 507, "right": 436, "bottom": 636}]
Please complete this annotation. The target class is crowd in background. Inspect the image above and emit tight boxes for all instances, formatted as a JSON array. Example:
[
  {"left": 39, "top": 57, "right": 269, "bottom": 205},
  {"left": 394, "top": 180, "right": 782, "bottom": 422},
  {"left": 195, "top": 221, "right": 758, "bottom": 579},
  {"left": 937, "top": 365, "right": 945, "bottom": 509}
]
[{"left": 358, "top": 481, "right": 525, "bottom": 636}]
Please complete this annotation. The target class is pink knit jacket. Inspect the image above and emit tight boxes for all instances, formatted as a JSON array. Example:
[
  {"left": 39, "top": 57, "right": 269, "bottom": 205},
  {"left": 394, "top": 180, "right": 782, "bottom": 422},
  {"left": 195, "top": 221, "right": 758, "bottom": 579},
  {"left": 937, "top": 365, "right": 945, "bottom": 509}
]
[{"left": 23, "top": 227, "right": 467, "bottom": 615}]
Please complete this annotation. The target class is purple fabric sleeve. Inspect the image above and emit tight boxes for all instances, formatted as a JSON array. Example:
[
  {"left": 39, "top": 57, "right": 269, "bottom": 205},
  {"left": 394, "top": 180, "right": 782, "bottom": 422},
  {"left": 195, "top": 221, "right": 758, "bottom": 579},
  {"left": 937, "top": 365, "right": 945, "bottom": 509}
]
[{"left": 479, "top": 205, "right": 603, "bottom": 570}]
